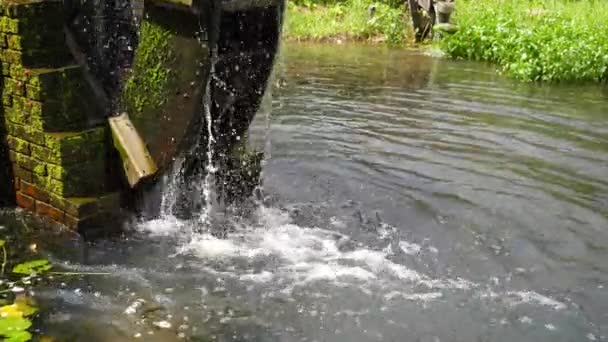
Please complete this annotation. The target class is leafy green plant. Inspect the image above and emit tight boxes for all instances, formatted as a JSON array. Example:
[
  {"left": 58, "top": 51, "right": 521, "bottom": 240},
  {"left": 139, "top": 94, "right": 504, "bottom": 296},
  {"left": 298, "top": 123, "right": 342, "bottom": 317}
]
[
  {"left": 0, "top": 238, "right": 108, "bottom": 341},
  {"left": 0, "top": 239, "right": 46, "bottom": 342},
  {"left": 0, "top": 296, "right": 38, "bottom": 342},
  {"left": 12, "top": 260, "right": 52, "bottom": 276},
  {"left": 285, "top": 0, "right": 408, "bottom": 45},
  {"left": 439, "top": 0, "right": 608, "bottom": 83}
]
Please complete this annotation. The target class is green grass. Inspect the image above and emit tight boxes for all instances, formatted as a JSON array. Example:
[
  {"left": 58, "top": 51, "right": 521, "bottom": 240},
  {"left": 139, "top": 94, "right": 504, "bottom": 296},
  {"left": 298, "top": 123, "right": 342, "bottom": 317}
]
[
  {"left": 284, "top": 0, "right": 409, "bottom": 45},
  {"left": 439, "top": 0, "right": 608, "bottom": 82}
]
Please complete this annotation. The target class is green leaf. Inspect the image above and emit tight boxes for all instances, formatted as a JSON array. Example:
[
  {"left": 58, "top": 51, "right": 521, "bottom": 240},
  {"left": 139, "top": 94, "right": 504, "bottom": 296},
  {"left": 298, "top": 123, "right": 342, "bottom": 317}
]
[
  {"left": 0, "top": 239, "right": 5, "bottom": 247},
  {"left": 5, "top": 330, "right": 32, "bottom": 342},
  {"left": 12, "top": 260, "right": 52, "bottom": 275},
  {"left": 0, "top": 316, "right": 32, "bottom": 341}
]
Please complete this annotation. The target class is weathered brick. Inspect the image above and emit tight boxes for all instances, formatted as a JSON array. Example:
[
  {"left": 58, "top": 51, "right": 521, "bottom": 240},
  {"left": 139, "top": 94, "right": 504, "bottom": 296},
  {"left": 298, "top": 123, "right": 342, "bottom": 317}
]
[
  {"left": 1, "top": 17, "right": 20, "bottom": 34},
  {"left": 8, "top": 150, "right": 17, "bottom": 162},
  {"left": 20, "top": 179, "right": 49, "bottom": 202},
  {"left": 1, "top": 62, "right": 10, "bottom": 76},
  {"left": 4, "top": 121, "right": 45, "bottom": 145},
  {"left": 12, "top": 164, "right": 32, "bottom": 182},
  {"left": 8, "top": 64, "right": 26, "bottom": 81},
  {"left": 33, "top": 172, "right": 107, "bottom": 198},
  {"left": 0, "top": 47, "right": 69, "bottom": 68},
  {"left": 2, "top": 91, "right": 12, "bottom": 106},
  {"left": 11, "top": 151, "right": 36, "bottom": 170},
  {"left": 4, "top": 106, "right": 29, "bottom": 126},
  {"left": 14, "top": 177, "right": 20, "bottom": 191},
  {"left": 4, "top": 77, "right": 24, "bottom": 95},
  {"left": 5, "top": 33, "right": 65, "bottom": 52},
  {"left": 6, "top": 135, "right": 31, "bottom": 154},
  {"left": 15, "top": 191, "right": 35, "bottom": 210},
  {"left": 36, "top": 200, "right": 65, "bottom": 223},
  {"left": 3, "top": 0, "right": 64, "bottom": 21},
  {"left": 48, "top": 192, "right": 65, "bottom": 211},
  {"left": 39, "top": 128, "right": 106, "bottom": 164},
  {"left": 45, "top": 157, "right": 104, "bottom": 181}
]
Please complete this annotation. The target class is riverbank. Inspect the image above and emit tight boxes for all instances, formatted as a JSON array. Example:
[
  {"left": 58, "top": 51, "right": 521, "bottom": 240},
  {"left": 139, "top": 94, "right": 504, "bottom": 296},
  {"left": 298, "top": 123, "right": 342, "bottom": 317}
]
[
  {"left": 439, "top": 0, "right": 608, "bottom": 83},
  {"left": 284, "top": 0, "right": 409, "bottom": 45}
]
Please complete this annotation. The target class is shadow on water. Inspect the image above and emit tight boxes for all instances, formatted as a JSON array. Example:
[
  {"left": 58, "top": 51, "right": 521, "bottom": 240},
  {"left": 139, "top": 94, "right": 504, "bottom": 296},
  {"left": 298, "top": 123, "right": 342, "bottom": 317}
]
[{"left": 2, "top": 43, "right": 608, "bottom": 341}]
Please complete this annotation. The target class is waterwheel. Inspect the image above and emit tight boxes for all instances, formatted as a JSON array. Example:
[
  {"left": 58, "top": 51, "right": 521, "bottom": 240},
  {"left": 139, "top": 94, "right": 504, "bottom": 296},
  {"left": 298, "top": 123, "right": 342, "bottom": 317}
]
[{"left": 64, "top": 0, "right": 284, "bottom": 186}]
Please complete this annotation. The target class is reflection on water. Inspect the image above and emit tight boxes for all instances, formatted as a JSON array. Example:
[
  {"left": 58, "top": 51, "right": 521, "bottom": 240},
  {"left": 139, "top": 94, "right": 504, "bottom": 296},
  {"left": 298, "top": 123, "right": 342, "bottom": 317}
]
[{"left": 2, "top": 43, "right": 608, "bottom": 341}]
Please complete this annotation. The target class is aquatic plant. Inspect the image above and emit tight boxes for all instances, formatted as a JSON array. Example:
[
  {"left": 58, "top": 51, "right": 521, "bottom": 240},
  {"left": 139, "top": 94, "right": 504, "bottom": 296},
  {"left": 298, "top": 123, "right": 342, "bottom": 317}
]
[
  {"left": 0, "top": 238, "right": 107, "bottom": 341},
  {"left": 0, "top": 239, "right": 42, "bottom": 342},
  {"left": 285, "top": 0, "right": 409, "bottom": 45},
  {"left": 439, "top": 0, "right": 608, "bottom": 82}
]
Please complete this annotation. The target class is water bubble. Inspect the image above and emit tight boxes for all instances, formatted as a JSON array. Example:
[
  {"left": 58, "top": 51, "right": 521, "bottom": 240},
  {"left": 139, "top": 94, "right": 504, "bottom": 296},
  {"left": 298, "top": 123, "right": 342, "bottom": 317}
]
[{"left": 153, "top": 321, "right": 172, "bottom": 329}]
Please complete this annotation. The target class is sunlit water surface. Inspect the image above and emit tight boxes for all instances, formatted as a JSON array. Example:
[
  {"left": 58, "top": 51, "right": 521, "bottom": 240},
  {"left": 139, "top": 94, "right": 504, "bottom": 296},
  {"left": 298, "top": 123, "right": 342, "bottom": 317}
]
[{"left": 1, "top": 43, "right": 608, "bottom": 342}]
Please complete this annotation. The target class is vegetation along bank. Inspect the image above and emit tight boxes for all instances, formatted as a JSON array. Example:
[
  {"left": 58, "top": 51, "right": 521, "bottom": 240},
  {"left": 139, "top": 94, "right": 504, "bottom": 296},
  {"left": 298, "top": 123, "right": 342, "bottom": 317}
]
[
  {"left": 437, "top": 0, "right": 608, "bottom": 83},
  {"left": 284, "top": 0, "right": 409, "bottom": 45},
  {"left": 285, "top": 0, "right": 608, "bottom": 83}
]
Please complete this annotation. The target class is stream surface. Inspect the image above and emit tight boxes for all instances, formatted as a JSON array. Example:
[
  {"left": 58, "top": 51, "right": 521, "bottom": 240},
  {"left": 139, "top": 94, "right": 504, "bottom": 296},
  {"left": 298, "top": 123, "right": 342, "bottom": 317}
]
[{"left": 2, "top": 43, "right": 608, "bottom": 341}]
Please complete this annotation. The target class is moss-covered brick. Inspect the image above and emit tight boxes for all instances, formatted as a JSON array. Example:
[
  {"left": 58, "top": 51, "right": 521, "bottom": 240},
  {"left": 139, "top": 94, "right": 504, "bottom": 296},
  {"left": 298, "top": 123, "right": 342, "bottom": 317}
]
[
  {"left": 2, "top": 91, "right": 12, "bottom": 106},
  {"left": 0, "top": 33, "right": 6, "bottom": 49},
  {"left": 2, "top": 0, "right": 64, "bottom": 21},
  {"left": 8, "top": 64, "right": 26, "bottom": 81},
  {"left": 15, "top": 98, "right": 88, "bottom": 131},
  {"left": 1, "top": 17, "right": 20, "bottom": 34},
  {"left": 6, "top": 32, "right": 65, "bottom": 52},
  {"left": 45, "top": 157, "right": 104, "bottom": 181},
  {"left": 6, "top": 135, "right": 30, "bottom": 154},
  {"left": 48, "top": 192, "right": 65, "bottom": 211},
  {"left": 33, "top": 172, "right": 106, "bottom": 197},
  {"left": 6, "top": 34, "right": 21, "bottom": 50},
  {"left": 30, "top": 127, "right": 105, "bottom": 165},
  {"left": 11, "top": 151, "right": 36, "bottom": 170},
  {"left": 4, "top": 106, "right": 29, "bottom": 125},
  {"left": 1, "top": 63, "right": 10, "bottom": 76},
  {"left": 18, "top": 67, "right": 93, "bottom": 129},
  {"left": 0, "top": 47, "right": 69, "bottom": 68},
  {"left": 4, "top": 121, "right": 44, "bottom": 145},
  {"left": 4, "top": 77, "right": 24, "bottom": 95}
]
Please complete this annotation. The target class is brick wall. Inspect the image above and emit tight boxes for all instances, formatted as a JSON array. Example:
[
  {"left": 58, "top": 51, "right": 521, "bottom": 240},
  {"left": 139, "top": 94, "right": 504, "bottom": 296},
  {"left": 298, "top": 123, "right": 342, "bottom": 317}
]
[{"left": 0, "top": 0, "right": 121, "bottom": 232}]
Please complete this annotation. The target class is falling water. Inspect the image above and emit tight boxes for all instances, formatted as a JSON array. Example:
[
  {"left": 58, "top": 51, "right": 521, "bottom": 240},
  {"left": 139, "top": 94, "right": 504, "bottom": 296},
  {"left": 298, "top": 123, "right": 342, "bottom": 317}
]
[{"left": 198, "top": 52, "right": 219, "bottom": 226}]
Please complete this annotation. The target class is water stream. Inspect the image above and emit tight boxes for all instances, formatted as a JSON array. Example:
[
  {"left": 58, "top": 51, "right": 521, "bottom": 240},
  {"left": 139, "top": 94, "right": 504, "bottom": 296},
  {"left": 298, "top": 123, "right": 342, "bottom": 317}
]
[{"left": 1, "top": 43, "right": 608, "bottom": 341}]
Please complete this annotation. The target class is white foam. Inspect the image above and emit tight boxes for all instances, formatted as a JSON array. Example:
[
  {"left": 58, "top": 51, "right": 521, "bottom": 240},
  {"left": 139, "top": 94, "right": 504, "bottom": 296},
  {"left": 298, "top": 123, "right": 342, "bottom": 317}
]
[
  {"left": 134, "top": 205, "right": 566, "bottom": 311},
  {"left": 399, "top": 241, "right": 422, "bottom": 255},
  {"left": 139, "top": 216, "right": 188, "bottom": 237},
  {"left": 505, "top": 291, "right": 567, "bottom": 310}
]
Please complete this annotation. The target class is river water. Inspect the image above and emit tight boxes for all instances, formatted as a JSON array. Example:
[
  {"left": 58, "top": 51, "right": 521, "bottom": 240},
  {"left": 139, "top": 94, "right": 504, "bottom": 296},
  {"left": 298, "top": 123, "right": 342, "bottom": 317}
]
[{"left": 2, "top": 43, "right": 608, "bottom": 341}]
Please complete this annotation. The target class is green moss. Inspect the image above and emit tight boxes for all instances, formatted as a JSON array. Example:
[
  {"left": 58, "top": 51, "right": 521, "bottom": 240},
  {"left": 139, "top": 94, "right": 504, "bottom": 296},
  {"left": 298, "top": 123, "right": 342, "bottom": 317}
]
[{"left": 121, "top": 19, "right": 175, "bottom": 118}]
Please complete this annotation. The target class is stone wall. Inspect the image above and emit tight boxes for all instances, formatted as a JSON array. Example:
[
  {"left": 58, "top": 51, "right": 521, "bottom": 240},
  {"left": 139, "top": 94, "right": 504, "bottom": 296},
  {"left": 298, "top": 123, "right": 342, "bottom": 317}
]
[{"left": 0, "top": 0, "right": 121, "bottom": 232}]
